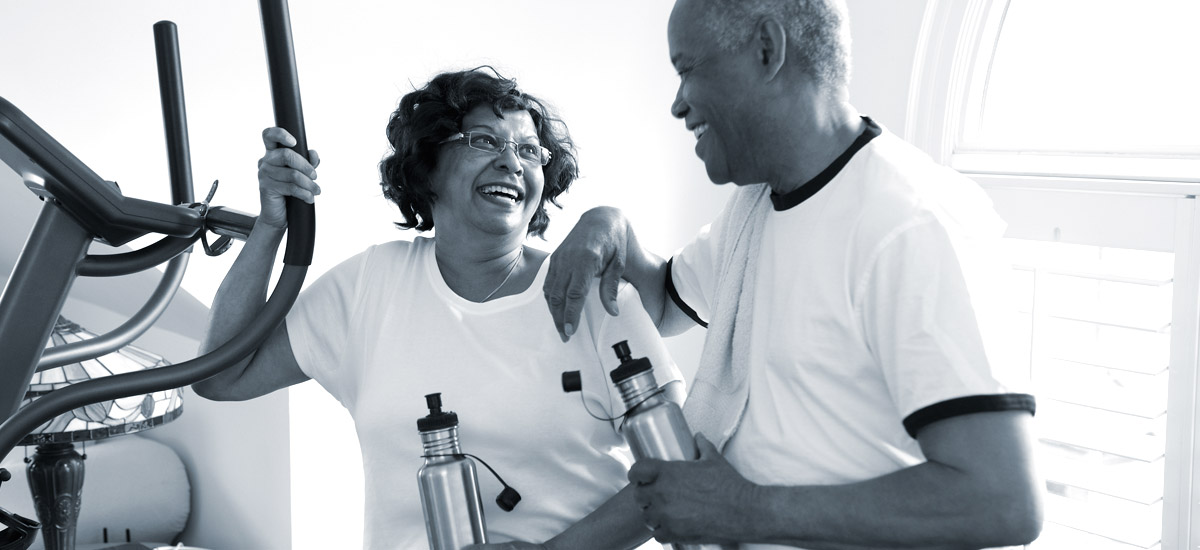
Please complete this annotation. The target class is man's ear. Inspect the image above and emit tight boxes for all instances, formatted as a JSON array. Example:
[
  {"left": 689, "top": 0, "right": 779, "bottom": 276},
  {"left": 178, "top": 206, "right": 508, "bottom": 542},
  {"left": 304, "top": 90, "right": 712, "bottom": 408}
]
[{"left": 756, "top": 17, "right": 787, "bottom": 80}]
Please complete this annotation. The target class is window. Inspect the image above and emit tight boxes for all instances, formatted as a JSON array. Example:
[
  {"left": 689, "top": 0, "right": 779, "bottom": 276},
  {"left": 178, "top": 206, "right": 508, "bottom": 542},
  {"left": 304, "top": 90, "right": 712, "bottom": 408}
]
[
  {"left": 964, "top": 0, "right": 1200, "bottom": 157},
  {"left": 909, "top": 1, "right": 1200, "bottom": 548},
  {"left": 1009, "top": 238, "right": 1172, "bottom": 549}
]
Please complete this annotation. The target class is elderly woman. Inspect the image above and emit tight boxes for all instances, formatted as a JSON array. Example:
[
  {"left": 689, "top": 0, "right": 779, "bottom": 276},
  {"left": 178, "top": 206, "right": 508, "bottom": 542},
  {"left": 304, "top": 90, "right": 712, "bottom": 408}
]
[{"left": 194, "top": 68, "right": 680, "bottom": 549}]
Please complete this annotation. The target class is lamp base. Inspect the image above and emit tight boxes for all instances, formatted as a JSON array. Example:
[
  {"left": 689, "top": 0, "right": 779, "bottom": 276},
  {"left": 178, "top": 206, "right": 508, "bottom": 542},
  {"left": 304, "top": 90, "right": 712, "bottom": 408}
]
[{"left": 26, "top": 442, "right": 84, "bottom": 550}]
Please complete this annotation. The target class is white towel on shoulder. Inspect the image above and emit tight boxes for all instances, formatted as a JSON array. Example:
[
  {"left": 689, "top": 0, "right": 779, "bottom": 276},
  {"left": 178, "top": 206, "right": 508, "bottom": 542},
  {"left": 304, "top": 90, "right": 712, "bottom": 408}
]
[{"left": 682, "top": 184, "right": 772, "bottom": 450}]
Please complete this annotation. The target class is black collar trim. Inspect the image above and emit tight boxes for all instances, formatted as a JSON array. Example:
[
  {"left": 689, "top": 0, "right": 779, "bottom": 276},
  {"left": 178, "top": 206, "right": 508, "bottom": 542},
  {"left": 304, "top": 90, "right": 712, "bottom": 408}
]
[{"left": 769, "top": 116, "right": 881, "bottom": 212}]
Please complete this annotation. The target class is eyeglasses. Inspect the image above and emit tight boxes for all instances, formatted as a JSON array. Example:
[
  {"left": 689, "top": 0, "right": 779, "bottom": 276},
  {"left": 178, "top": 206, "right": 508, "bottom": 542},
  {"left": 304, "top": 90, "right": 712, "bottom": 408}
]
[{"left": 440, "top": 131, "right": 552, "bottom": 166}]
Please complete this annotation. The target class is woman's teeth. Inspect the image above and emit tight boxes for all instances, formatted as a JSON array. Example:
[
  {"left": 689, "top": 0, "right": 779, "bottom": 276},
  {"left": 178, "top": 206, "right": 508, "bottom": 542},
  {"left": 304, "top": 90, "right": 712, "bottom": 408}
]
[{"left": 479, "top": 185, "right": 519, "bottom": 201}]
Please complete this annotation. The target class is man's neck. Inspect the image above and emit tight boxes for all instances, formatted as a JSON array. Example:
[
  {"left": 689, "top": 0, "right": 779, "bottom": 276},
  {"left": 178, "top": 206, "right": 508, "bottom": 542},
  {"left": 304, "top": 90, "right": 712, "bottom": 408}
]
[{"left": 765, "top": 101, "right": 863, "bottom": 196}]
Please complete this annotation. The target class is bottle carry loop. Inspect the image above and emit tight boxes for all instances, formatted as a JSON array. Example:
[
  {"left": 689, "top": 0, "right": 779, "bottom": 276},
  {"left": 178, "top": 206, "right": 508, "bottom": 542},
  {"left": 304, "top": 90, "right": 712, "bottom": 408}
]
[
  {"left": 421, "top": 452, "right": 522, "bottom": 512},
  {"left": 570, "top": 384, "right": 671, "bottom": 429},
  {"left": 563, "top": 340, "right": 682, "bottom": 428}
]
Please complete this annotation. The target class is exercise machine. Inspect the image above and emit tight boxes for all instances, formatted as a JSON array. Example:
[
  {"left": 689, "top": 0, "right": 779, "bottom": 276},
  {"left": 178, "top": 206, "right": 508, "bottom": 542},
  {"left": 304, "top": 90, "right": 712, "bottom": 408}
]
[{"left": 0, "top": 2, "right": 316, "bottom": 547}]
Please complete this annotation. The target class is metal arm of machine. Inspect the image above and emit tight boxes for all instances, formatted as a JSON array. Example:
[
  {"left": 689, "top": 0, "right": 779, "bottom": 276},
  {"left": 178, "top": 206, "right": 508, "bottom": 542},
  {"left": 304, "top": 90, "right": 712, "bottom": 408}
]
[
  {"left": 35, "top": 19, "right": 200, "bottom": 372},
  {"left": 36, "top": 250, "right": 190, "bottom": 372},
  {"left": 0, "top": 0, "right": 315, "bottom": 459}
]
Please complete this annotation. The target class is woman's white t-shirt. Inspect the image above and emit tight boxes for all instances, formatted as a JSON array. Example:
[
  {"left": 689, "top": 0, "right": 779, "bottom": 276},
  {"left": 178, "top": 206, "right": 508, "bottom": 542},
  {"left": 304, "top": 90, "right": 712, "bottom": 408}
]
[{"left": 287, "top": 236, "right": 680, "bottom": 549}]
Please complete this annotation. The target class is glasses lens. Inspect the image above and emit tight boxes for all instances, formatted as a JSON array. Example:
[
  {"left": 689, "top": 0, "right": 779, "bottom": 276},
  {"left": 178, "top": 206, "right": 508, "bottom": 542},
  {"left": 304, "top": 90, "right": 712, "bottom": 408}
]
[
  {"left": 463, "top": 132, "right": 550, "bottom": 166},
  {"left": 466, "top": 132, "right": 502, "bottom": 152},
  {"left": 515, "top": 143, "right": 544, "bottom": 164}
]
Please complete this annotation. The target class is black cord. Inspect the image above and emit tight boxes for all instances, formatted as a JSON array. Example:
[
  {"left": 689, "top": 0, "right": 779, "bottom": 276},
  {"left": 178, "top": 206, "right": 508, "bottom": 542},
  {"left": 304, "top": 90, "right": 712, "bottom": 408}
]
[
  {"left": 578, "top": 386, "right": 668, "bottom": 426},
  {"left": 421, "top": 452, "right": 523, "bottom": 512},
  {"left": 457, "top": 453, "right": 511, "bottom": 490}
]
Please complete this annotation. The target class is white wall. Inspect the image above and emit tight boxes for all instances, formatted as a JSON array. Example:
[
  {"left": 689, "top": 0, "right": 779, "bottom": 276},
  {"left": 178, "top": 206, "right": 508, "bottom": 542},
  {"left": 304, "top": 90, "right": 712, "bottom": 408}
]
[
  {"left": 846, "top": 0, "right": 929, "bottom": 135},
  {"left": 55, "top": 300, "right": 293, "bottom": 550},
  {"left": 1, "top": 0, "right": 930, "bottom": 548}
]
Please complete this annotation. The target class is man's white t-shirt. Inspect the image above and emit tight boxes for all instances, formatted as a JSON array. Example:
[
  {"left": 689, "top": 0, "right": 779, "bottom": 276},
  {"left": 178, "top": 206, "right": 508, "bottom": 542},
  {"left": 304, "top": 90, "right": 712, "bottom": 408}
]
[
  {"left": 669, "top": 119, "right": 1032, "bottom": 550},
  {"left": 287, "top": 236, "right": 680, "bottom": 549}
]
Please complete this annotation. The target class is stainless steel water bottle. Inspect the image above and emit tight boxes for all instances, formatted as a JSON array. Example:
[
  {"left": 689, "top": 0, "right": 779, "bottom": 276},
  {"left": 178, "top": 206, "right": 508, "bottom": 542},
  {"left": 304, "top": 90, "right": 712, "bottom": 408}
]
[
  {"left": 417, "top": 392, "right": 487, "bottom": 549},
  {"left": 611, "top": 341, "right": 698, "bottom": 462},
  {"left": 610, "top": 341, "right": 723, "bottom": 550}
]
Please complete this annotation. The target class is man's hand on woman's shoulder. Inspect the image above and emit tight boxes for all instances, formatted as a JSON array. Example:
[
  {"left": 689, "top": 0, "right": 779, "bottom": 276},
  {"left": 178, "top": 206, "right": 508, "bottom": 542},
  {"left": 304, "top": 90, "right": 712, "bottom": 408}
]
[{"left": 543, "top": 206, "right": 631, "bottom": 341}]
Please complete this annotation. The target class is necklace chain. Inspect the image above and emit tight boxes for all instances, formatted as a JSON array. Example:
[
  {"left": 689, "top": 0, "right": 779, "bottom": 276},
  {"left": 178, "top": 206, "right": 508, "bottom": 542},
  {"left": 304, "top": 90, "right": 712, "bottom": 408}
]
[{"left": 482, "top": 247, "right": 522, "bottom": 302}]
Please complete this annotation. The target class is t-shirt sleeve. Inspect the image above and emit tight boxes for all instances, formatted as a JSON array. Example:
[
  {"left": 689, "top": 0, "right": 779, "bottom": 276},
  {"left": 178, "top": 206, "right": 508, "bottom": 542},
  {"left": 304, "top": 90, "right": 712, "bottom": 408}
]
[
  {"left": 286, "top": 247, "right": 372, "bottom": 406},
  {"left": 855, "top": 216, "right": 1034, "bottom": 438},
  {"left": 668, "top": 207, "right": 732, "bottom": 328}
]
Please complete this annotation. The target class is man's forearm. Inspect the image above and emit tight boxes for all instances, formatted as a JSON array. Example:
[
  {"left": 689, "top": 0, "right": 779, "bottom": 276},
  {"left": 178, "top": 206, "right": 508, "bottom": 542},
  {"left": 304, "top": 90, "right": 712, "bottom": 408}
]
[
  {"left": 740, "top": 460, "right": 1039, "bottom": 549},
  {"left": 620, "top": 223, "right": 669, "bottom": 324},
  {"left": 620, "top": 224, "right": 695, "bottom": 337}
]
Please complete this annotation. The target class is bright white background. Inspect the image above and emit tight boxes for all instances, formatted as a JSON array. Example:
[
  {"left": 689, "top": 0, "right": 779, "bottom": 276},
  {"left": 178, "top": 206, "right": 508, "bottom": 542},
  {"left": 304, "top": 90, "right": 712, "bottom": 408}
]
[{"left": 0, "top": 1, "right": 925, "bottom": 547}]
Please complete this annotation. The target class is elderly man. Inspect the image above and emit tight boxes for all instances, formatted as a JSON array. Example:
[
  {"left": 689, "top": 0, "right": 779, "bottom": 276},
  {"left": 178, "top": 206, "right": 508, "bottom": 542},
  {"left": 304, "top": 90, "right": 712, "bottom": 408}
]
[{"left": 537, "top": 0, "right": 1044, "bottom": 548}]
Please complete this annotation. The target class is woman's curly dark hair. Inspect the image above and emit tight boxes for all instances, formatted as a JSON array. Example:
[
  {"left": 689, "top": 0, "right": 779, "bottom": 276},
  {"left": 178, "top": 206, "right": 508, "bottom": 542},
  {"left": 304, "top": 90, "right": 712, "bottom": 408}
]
[{"left": 379, "top": 67, "right": 579, "bottom": 237}]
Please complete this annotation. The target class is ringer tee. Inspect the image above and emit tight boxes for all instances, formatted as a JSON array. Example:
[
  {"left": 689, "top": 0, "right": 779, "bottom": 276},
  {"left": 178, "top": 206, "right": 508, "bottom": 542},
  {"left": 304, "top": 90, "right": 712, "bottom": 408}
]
[{"left": 668, "top": 118, "right": 1032, "bottom": 550}]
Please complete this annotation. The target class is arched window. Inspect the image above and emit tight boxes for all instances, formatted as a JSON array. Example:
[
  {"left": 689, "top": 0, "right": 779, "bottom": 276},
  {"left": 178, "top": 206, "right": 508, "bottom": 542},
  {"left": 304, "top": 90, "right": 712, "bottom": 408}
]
[{"left": 910, "top": 1, "right": 1200, "bottom": 549}]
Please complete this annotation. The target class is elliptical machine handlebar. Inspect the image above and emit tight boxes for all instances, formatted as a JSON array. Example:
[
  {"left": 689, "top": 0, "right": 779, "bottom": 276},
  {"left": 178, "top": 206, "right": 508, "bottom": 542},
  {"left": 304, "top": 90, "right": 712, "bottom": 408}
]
[{"left": 0, "top": 0, "right": 316, "bottom": 461}]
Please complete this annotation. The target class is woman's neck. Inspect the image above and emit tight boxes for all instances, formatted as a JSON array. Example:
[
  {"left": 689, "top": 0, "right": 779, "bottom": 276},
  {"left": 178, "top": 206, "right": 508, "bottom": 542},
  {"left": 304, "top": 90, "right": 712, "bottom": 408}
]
[{"left": 433, "top": 235, "right": 546, "bottom": 302}]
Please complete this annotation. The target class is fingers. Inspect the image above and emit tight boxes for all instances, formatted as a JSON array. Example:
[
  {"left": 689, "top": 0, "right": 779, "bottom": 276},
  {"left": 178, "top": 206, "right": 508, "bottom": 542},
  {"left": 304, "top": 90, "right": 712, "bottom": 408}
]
[
  {"left": 561, "top": 276, "right": 591, "bottom": 340},
  {"left": 628, "top": 460, "right": 661, "bottom": 486},
  {"left": 598, "top": 251, "right": 625, "bottom": 317},
  {"left": 262, "top": 146, "right": 317, "bottom": 177},
  {"left": 260, "top": 174, "right": 320, "bottom": 204},
  {"left": 262, "top": 126, "right": 296, "bottom": 150},
  {"left": 259, "top": 157, "right": 320, "bottom": 202},
  {"left": 695, "top": 434, "right": 720, "bottom": 459},
  {"left": 262, "top": 127, "right": 320, "bottom": 167},
  {"left": 634, "top": 484, "right": 665, "bottom": 537},
  {"left": 543, "top": 267, "right": 593, "bottom": 343},
  {"left": 542, "top": 264, "right": 570, "bottom": 341},
  {"left": 258, "top": 147, "right": 320, "bottom": 202},
  {"left": 260, "top": 127, "right": 318, "bottom": 182},
  {"left": 256, "top": 128, "right": 321, "bottom": 228},
  {"left": 544, "top": 207, "right": 630, "bottom": 340}
]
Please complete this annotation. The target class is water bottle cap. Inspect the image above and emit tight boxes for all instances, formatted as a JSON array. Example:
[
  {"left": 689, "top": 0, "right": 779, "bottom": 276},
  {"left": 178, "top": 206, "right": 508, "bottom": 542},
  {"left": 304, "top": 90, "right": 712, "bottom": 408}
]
[
  {"left": 609, "top": 341, "right": 653, "bottom": 383},
  {"left": 612, "top": 341, "right": 633, "bottom": 362},
  {"left": 496, "top": 486, "right": 522, "bottom": 511},
  {"left": 417, "top": 392, "right": 460, "bottom": 431},
  {"left": 561, "top": 370, "right": 582, "bottom": 393}
]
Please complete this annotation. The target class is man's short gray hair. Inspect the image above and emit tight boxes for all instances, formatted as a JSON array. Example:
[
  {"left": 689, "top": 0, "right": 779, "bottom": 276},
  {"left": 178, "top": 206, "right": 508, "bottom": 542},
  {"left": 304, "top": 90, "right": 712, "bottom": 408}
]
[{"left": 700, "top": 0, "right": 852, "bottom": 89}]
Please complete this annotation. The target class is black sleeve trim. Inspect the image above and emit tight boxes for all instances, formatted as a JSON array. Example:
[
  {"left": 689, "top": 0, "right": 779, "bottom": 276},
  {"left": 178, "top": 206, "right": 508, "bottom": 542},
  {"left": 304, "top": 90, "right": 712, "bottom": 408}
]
[
  {"left": 665, "top": 257, "right": 707, "bottom": 329},
  {"left": 902, "top": 393, "right": 1036, "bottom": 439}
]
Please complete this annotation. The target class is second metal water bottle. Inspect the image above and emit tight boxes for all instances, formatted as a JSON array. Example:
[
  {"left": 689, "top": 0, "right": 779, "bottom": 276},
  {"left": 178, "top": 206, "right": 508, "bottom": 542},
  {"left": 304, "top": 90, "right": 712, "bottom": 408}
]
[
  {"left": 416, "top": 392, "right": 487, "bottom": 550},
  {"left": 610, "top": 341, "right": 723, "bottom": 550}
]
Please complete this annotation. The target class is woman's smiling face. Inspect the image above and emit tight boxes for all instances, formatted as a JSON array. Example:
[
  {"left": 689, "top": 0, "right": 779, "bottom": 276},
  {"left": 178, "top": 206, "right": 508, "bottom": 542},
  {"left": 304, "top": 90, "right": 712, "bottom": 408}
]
[{"left": 428, "top": 104, "right": 545, "bottom": 240}]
